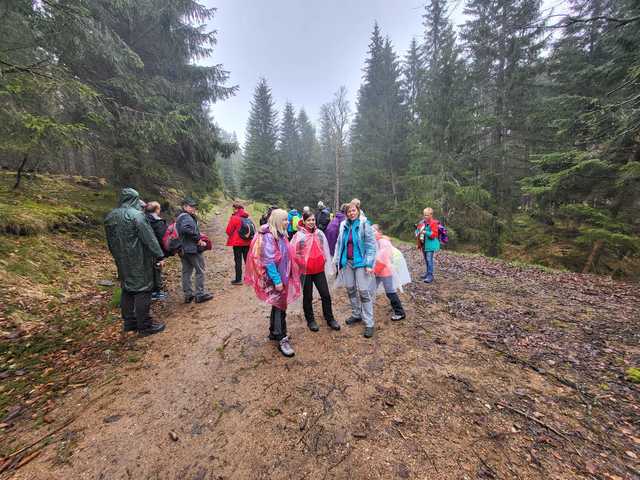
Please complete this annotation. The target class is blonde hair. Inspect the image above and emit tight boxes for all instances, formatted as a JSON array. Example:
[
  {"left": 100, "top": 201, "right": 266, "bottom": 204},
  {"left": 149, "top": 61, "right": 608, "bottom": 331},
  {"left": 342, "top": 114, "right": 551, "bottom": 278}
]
[
  {"left": 267, "top": 209, "right": 288, "bottom": 238},
  {"left": 145, "top": 201, "right": 161, "bottom": 213},
  {"left": 423, "top": 207, "right": 433, "bottom": 216},
  {"left": 351, "top": 198, "right": 361, "bottom": 208}
]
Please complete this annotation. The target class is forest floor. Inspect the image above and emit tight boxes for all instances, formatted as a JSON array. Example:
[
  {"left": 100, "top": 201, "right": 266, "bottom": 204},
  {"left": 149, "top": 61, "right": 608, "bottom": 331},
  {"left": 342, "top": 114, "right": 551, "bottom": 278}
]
[{"left": 2, "top": 202, "right": 640, "bottom": 480}]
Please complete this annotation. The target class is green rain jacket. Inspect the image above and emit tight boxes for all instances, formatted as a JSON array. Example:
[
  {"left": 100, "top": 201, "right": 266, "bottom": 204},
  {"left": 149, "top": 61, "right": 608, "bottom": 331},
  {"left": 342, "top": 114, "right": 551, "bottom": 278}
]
[{"left": 105, "top": 188, "right": 164, "bottom": 293}]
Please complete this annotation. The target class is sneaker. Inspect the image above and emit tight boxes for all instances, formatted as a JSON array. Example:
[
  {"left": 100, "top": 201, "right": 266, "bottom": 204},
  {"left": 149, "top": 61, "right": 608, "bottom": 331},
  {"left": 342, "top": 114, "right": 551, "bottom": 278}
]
[
  {"left": 139, "top": 321, "right": 166, "bottom": 336},
  {"left": 391, "top": 313, "right": 406, "bottom": 321},
  {"left": 184, "top": 295, "right": 195, "bottom": 304},
  {"left": 327, "top": 319, "right": 341, "bottom": 331},
  {"left": 278, "top": 336, "right": 295, "bottom": 357},
  {"left": 364, "top": 326, "right": 374, "bottom": 338},
  {"left": 307, "top": 319, "right": 319, "bottom": 332},
  {"left": 231, "top": 280, "right": 243, "bottom": 286},
  {"left": 195, "top": 293, "right": 214, "bottom": 303},
  {"left": 152, "top": 291, "right": 167, "bottom": 301},
  {"left": 346, "top": 316, "right": 362, "bottom": 326}
]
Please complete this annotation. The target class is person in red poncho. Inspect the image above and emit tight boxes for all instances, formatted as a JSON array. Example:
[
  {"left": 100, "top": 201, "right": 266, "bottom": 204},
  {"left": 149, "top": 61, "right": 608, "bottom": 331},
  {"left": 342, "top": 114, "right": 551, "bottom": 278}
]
[
  {"left": 225, "top": 202, "right": 253, "bottom": 285},
  {"left": 290, "top": 211, "right": 340, "bottom": 332}
]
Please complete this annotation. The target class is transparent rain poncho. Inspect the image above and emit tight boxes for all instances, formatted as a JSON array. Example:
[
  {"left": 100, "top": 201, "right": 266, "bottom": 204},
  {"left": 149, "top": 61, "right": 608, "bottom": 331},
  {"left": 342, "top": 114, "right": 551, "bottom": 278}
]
[
  {"left": 244, "top": 224, "right": 301, "bottom": 310},
  {"left": 373, "top": 232, "right": 411, "bottom": 293},
  {"left": 290, "top": 226, "right": 335, "bottom": 279}
]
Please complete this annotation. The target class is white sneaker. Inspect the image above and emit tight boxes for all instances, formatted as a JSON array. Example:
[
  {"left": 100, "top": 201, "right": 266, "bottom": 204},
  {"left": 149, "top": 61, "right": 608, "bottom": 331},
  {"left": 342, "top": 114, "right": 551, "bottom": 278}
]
[{"left": 278, "top": 336, "right": 295, "bottom": 357}]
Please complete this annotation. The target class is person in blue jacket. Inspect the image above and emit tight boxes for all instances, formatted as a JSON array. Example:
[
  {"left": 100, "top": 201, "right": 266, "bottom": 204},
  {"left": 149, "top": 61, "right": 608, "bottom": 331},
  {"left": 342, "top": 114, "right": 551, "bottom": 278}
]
[{"left": 333, "top": 202, "right": 378, "bottom": 338}]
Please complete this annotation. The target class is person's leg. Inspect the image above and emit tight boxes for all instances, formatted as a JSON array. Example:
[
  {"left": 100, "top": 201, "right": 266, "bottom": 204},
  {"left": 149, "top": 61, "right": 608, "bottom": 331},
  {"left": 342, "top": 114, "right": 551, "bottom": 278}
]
[
  {"left": 233, "top": 246, "right": 243, "bottom": 283},
  {"left": 344, "top": 262, "right": 362, "bottom": 323},
  {"left": 382, "top": 276, "right": 405, "bottom": 319},
  {"left": 120, "top": 289, "right": 136, "bottom": 331},
  {"left": 355, "top": 268, "right": 375, "bottom": 330},
  {"left": 275, "top": 307, "right": 294, "bottom": 357},
  {"left": 422, "top": 249, "right": 429, "bottom": 279},
  {"left": 314, "top": 272, "right": 337, "bottom": 325},
  {"left": 194, "top": 252, "right": 207, "bottom": 299},
  {"left": 133, "top": 291, "right": 153, "bottom": 330},
  {"left": 425, "top": 251, "right": 434, "bottom": 283},
  {"left": 302, "top": 274, "right": 318, "bottom": 330},
  {"left": 271, "top": 307, "right": 286, "bottom": 341},
  {"left": 181, "top": 254, "right": 194, "bottom": 300},
  {"left": 241, "top": 246, "right": 249, "bottom": 262}
]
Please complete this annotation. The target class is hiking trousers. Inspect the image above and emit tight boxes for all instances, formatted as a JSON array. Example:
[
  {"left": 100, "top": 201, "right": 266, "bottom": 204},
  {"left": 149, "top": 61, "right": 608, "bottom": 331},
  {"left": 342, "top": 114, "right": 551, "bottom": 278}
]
[
  {"left": 301, "top": 271, "right": 335, "bottom": 323},
  {"left": 269, "top": 306, "right": 288, "bottom": 341},
  {"left": 181, "top": 252, "right": 205, "bottom": 297},
  {"left": 121, "top": 290, "right": 152, "bottom": 329},
  {"left": 376, "top": 276, "right": 405, "bottom": 317},
  {"left": 343, "top": 261, "right": 375, "bottom": 327},
  {"left": 233, "top": 246, "right": 249, "bottom": 282}
]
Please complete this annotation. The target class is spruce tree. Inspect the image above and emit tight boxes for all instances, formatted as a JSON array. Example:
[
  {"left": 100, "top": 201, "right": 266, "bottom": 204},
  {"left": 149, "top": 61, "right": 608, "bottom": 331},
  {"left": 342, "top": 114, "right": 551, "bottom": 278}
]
[
  {"left": 278, "top": 102, "right": 301, "bottom": 206},
  {"left": 243, "top": 78, "right": 280, "bottom": 203}
]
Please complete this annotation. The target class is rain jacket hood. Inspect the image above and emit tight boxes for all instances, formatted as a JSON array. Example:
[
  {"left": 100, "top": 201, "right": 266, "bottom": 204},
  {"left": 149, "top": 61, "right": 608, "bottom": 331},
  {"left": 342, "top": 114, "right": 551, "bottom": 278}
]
[
  {"left": 105, "top": 188, "right": 164, "bottom": 293},
  {"left": 290, "top": 226, "right": 335, "bottom": 277}
]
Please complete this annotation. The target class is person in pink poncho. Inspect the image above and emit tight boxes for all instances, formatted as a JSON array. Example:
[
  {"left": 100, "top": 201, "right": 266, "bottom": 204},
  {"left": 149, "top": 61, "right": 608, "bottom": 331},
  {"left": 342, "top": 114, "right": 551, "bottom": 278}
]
[
  {"left": 244, "top": 208, "right": 301, "bottom": 357},
  {"left": 290, "top": 211, "right": 340, "bottom": 333}
]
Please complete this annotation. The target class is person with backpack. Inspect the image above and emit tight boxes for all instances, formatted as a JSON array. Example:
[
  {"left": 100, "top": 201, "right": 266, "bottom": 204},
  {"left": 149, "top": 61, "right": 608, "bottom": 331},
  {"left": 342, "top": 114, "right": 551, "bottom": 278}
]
[
  {"left": 415, "top": 207, "right": 441, "bottom": 283},
  {"left": 176, "top": 197, "right": 213, "bottom": 304},
  {"left": 287, "top": 208, "right": 301, "bottom": 240},
  {"left": 371, "top": 225, "right": 410, "bottom": 321},
  {"left": 291, "top": 211, "right": 340, "bottom": 332},
  {"left": 105, "top": 188, "right": 166, "bottom": 335},
  {"left": 244, "top": 209, "right": 301, "bottom": 357},
  {"left": 225, "top": 202, "right": 254, "bottom": 285},
  {"left": 316, "top": 201, "right": 331, "bottom": 232},
  {"left": 144, "top": 201, "right": 169, "bottom": 301},
  {"left": 325, "top": 203, "right": 347, "bottom": 256},
  {"left": 333, "top": 202, "right": 377, "bottom": 338}
]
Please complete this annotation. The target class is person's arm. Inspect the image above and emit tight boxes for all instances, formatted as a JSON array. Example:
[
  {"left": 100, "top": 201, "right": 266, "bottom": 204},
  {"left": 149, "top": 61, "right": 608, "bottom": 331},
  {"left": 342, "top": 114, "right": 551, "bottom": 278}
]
[
  {"left": 178, "top": 215, "right": 200, "bottom": 241},
  {"left": 265, "top": 263, "right": 282, "bottom": 285},
  {"left": 362, "top": 223, "right": 378, "bottom": 270},
  {"left": 225, "top": 215, "right": 237, "bottom": 237}
]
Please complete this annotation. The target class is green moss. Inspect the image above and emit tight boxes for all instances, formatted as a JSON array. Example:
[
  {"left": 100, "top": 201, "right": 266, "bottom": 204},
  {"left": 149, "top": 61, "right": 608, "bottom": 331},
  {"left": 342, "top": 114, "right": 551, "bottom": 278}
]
[{"left": 625, "top": 367, "right": 640, "bottom": 384}]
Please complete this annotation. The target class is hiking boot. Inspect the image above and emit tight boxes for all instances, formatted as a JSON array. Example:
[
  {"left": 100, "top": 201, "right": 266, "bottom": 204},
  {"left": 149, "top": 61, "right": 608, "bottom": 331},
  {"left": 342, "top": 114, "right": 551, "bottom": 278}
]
[
  {"left": 346, "top": 316, "right": 362, "bottom": 326},
  {"left": 268, "top": 332, "right": 277, "bottom": 341},
  {"left": 123, "top": 322, "right": 137, "bottom": 332},
  {"left": 184, "top": 295, "right": 195, "bottom": 304},
  {"left": 391, "top": 313, "right": 406, "bottom": 321},
  {"left": 327, "top": 319, "right": 341, "bottom": 331},
  {"left": 423, "top": 275, "right": 433, "bottom": 284},
  {"left": 364, "top": 326, "right": 374, "bottom": 338},
  {"left": 195, "top": 293, "right": 214, "bottom": 303},
  {"left": 278, "top": 336, "right": 295, "bottom": 357},
  {"left": 307, "top": 319, "right": 320, "bottom": 332},
  {"left": 139, "top": 321, "right": 166, "bottom": 336},
  {"left": 231, "top": 280, "right": 243, "bottom": 286}
]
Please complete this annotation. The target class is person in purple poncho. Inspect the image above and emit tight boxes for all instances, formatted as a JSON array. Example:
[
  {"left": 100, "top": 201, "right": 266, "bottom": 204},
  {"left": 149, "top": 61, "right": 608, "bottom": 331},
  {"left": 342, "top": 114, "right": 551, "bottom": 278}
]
[{"left": 325, "top": 203, "right": 348, "bottom": 257}]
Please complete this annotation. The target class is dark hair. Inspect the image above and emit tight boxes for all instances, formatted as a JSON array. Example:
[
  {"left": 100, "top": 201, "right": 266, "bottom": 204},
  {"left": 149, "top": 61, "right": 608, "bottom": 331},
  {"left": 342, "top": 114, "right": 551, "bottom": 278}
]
[
  {"left": 302, "top": 211, "right": 315, "bottom": 221},
  {"left": 340, "top": 203, "right": 350, "bottom": 214},
  {"left": 232, "top": 202, "right": 244, "bottom": 210}
]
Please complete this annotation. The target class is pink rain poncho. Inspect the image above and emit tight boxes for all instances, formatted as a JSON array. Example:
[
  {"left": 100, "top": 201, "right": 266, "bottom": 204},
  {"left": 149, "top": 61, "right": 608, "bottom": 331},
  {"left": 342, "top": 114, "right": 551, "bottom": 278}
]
[
  {"left": 373, "top": 232, "right": 411, "bottom": 293},
  {"left": 290, "top": 226, "right": 335, "bottom": 278},
  {"left": 244, "top": 224, "right": 301, "bottom": 310}
]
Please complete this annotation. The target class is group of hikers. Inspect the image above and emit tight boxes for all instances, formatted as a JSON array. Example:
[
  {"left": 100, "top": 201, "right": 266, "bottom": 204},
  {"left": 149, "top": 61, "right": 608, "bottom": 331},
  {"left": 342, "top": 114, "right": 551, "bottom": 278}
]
[{"left": 105, "top": 189, "right": 445, "bottom": 357}]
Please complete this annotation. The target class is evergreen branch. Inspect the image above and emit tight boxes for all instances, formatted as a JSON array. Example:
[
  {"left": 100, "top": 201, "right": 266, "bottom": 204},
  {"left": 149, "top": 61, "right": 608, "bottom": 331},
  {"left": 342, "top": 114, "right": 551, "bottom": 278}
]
[{"left": 0, "top": 59, "right": 53, "bottom": 79}]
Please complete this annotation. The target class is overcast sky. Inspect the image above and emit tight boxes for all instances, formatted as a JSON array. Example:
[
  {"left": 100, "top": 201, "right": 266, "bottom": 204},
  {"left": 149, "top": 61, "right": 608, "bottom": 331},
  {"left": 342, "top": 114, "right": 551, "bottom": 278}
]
[{"left": 201, "top": 0, "right": 564, "bottom": 145}]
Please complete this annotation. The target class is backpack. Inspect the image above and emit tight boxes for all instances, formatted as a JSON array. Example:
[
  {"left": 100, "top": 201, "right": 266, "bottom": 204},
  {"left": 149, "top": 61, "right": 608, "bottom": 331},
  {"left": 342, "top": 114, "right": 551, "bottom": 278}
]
[
  {"left": 238, "top": 217, "right": 256, "bottom": 240},
  {"left": 287, "top": 212, "right": 301, "bottom": 234},
  {"left": 162, "top": 213, "right": 187, "bottom": 255},
  {"left": 438, "top": 223, "right": 449, "bottom": 244}
]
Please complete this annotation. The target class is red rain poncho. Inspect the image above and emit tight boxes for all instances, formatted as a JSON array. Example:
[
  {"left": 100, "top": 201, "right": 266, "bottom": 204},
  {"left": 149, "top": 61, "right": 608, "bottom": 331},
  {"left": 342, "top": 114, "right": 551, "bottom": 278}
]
[
  {"left": 244, "top": 224, "right": 301, "bottom": 310},
  {"left": 373, "top": 232, "right": 411, "bottom": 293},
  {"left": 290, "top": 226, "right": 335, "bottom": 277}
]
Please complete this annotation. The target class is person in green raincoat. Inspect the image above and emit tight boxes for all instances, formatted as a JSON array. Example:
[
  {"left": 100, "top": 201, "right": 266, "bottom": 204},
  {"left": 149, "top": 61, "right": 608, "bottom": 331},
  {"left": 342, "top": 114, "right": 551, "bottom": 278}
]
[{"left": 105, "top": 188, "right": 166, "bottom": 335}]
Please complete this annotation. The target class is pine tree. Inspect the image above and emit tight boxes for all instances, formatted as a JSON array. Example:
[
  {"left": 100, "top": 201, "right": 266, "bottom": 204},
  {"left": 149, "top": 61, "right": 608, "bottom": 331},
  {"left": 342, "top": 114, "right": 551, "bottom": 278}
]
[
  {"left": 278, "top": 102, "right": 301, "bottom": 206},
  {"left": 351, "top": 24, "right": 409, "bottom": 215},
  {"left": 297, "top": 109, "right": 324, "bottom": 206},
  {"left": 243, "top": 78, "right": 280, "bottom": 203},
  {"left": 402, "top": 37, "right": 424, "bottom": 122}
]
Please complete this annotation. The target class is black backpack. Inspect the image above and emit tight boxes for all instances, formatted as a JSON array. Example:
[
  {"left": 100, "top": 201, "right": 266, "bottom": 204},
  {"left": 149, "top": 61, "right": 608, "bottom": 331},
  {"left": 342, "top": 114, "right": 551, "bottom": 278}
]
[{"left": 238, "top": 217, "right": 256, "bottom": 240}]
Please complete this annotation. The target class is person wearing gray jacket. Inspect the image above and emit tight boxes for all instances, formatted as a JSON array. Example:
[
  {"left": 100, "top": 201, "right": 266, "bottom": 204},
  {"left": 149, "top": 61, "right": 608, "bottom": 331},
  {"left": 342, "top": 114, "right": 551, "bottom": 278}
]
[{"left": 176, "top": 198, "right": 213, "bottom": 304}]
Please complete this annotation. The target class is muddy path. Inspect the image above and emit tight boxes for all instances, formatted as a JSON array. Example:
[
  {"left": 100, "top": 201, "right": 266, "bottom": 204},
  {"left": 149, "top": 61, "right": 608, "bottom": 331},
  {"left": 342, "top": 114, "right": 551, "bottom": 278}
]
[{"left": 4, "top": 209, "right": 640, "bottom": 480}]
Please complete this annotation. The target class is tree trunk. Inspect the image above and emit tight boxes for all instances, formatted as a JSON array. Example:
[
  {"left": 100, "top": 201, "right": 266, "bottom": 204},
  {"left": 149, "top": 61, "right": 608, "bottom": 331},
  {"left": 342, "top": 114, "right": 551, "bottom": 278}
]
[
  {"left": 13, "top": 154, "right": 29, "bottom": 190},
  {"left": 390, "top": 169, "right": 398, "bottom": 207},
  {"left": 582, "top": 240, "right": 604, "bottom": 274}
]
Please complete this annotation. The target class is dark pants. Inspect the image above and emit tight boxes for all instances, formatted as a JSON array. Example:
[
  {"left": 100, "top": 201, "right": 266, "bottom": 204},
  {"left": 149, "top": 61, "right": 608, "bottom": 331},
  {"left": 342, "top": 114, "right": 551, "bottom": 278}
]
[
  {"left": 233, "top": 246, "right": 249, "bottom": 282},
  {"left": 269, "top": 307, "right": 287, "bottom": 341},
  {"left": 153, "top": 264, "right": 163, "bottom": 293},
  {"left": 302, "top": 272, "right": 335, "bottom": 323},
  {"left": 121, "top": 290, "right": 152, "bottom": 329}
]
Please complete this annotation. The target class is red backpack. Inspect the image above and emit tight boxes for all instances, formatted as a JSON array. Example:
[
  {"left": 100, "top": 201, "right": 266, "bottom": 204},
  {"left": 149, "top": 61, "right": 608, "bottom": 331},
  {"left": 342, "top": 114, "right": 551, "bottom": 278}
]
[{"left": 162, "top": 213, "right": 187, "bottom": 255}]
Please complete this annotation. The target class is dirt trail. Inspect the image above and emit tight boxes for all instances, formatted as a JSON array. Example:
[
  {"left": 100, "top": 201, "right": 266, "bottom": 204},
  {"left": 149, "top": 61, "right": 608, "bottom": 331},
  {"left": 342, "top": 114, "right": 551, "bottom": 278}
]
[{"left": 5, "top": 209, "right": 640, "bottom": 480}]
